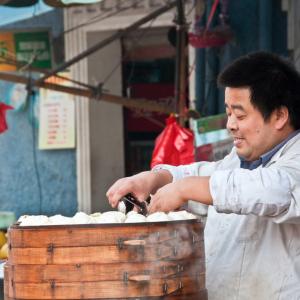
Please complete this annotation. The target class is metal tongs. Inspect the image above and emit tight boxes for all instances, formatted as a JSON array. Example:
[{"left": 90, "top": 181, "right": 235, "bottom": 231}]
[{"left": 118, "top": 193, "right": 149, "bottom": 216}]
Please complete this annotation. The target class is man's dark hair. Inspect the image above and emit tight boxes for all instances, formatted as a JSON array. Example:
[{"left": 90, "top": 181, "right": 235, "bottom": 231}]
[{"left": 218, "top": 51, "right": 300, "bottom": 129}]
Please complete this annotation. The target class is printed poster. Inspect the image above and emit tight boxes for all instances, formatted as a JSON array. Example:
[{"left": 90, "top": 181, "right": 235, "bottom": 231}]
[{"left": 38, "top": 74, "right": 75, "bottom": 150}]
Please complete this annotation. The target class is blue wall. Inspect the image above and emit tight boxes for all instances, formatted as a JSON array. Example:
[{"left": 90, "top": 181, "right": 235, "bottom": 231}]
[
  {"left": 0, "top": 100, "right": 77, "bottom": 219},
  {"left": 0, "top": 9, "right": 77, "bottom": 219}
]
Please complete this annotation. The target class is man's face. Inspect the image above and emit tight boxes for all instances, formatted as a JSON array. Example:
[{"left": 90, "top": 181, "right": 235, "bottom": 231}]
[{"left": 225, "top": 87, "right": 280, "bottom": 161}]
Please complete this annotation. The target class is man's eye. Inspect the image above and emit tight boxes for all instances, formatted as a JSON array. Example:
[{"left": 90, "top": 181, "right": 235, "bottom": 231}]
[{"left": 237, "top": 115, "right": 245, "bottom": 120}]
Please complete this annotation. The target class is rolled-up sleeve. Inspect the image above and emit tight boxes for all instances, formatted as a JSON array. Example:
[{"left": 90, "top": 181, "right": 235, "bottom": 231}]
[
  {"left": 152, "top": 161, "right": 218, "bottom": 181},
  {"left": 152, "top": 148, "right": 238, "bottom": 181},
  {"left": 209, "top": 167, "right": 298, "bottom": 222}
]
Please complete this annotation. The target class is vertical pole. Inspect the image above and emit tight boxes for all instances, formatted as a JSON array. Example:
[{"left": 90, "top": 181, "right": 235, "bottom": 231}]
[
  {"left": 195, "top": 0, "right": 206, "bottom": 115},
  {"left": 174, "top": 0, "right": 187, "bottom": 125},
  {"left": 204, "top": 0, "right": 219, "bottom": 116}
]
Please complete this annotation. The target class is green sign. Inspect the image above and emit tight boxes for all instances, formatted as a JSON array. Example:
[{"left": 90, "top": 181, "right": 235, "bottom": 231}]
[
  {"left": 195, "top": 113, "right": 227, "bottom": 134},
  {"left": 14, "top": 31, "right": 52, "bottom": 69},
  {"left": 192, "top": 113, "right": 232, "bottom": 148}
]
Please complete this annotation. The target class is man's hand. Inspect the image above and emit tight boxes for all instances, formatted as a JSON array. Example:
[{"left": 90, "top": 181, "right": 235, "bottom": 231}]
[
  {"left": 106, "top": 170, "right": 172, "bottom": 208},
  {"left": 148, "top": 176, "right": 213, "bottom": 213},
  {"left": 148, "top": 182, "right": 186, "bottom": 213}
]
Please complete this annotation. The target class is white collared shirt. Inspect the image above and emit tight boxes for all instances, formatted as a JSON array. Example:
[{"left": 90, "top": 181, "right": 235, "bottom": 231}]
[{"left": 153, "top": 132, "right": 300, "bottom": 300}]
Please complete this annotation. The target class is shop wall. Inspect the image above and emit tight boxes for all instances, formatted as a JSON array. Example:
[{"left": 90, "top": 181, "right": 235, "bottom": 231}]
[
  {"left": 63, "top": 0, "right": 194, "bottom": 212},
  {"left": 0, "top": 10, "right": 77, "bottom": 218},
  {"left": 87, "top": 31, "right": 124, "bottom": 213},
  {"left": 0, "top": 109, "right": 77, "bottom": 219}
]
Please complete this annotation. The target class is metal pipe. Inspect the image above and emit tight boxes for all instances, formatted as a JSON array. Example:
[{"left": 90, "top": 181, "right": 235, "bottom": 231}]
[
  {"left": 0, "top": 72, "right": 172, "bottom": 113},
  {"left": 174, "top": 0, "right": 186, "bottom": 125}
]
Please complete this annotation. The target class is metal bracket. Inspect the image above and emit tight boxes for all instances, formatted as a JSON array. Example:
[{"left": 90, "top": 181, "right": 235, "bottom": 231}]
[
  {"left": 91, "top": 82, "right": 103, "bottom": 101},
  {"left": 47, "top": 243, "right": 54, "bottom": 253},
  {"left": 123, "top": 272, "right": 128, "bottom": 283},
  {"left": 162, "top": 281, "right": 168, "bottom": 295}
]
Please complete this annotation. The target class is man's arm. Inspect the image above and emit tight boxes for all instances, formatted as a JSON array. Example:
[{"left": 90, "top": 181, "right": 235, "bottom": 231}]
[
  {"left": 210, "top": 166, "right": 300, "bottom": 223},
  {"left": 106, "top": 170, "right": 172, "bottom": 208},
  {"left": 149, "top": 176, "right": 212, "bottom": 213}
]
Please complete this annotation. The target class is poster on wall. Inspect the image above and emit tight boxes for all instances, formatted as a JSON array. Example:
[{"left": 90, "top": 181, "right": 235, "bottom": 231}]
[
  {"left": 0, "top": 30, "right": 52, "bottom": 71},
  {"left": 38, "top": 73, "right": 75, "bottom": 150}
]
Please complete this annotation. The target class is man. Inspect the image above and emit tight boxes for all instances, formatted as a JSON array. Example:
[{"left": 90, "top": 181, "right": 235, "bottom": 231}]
[{"left": 107, "top": 52, "right": 300, "bottom": 299}]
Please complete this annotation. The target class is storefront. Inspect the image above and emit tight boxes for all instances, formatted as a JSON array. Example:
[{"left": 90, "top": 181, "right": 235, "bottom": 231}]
[{"left": 63, "top": 0, "right": 195, "bottom": 213}]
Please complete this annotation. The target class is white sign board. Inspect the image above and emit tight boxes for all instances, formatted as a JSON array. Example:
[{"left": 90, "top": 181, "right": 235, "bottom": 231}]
[{"left": 38, "top": 76, "right": 75, "bottom": 150}]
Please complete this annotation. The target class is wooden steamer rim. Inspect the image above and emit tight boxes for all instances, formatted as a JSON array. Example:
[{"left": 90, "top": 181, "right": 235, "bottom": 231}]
[{"left": 5, "top": 218, "right": 207, "bottom": 299}]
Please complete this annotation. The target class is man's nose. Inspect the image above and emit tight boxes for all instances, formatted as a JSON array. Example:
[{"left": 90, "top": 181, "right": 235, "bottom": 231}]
[{"left": 227, "top": 116, "right": 238, "bottom": 131}]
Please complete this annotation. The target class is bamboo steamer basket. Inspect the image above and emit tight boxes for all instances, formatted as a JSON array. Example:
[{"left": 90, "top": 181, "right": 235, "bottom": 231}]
[{"left": 4, "top": 219, "right": 207, "bottom": 299}]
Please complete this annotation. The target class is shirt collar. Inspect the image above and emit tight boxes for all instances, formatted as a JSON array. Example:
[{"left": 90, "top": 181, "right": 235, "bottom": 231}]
[{"left": 240, "top": 130, "right": 300, "bottom": 170}]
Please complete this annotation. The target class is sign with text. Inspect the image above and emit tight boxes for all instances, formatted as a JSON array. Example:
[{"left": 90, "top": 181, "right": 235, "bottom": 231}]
[
  {"left": 0, "top": 30, "right": 52, "bottom": 71},
  {"left": 38, "top": 74, "right": 75, "bottom": 150},
  {"left": 192, "top": 114, "right": 233, "bottom": 162}
]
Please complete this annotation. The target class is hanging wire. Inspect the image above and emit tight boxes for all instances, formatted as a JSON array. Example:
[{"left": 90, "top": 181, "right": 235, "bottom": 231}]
[
  {"left": 0, "top": 0, "right": 195, "bottom": 115},
  {"left": 185, "top": 1, "right": 196, "bottom": 18},
  {"left": 0, "top": 1, "right": 47, "bottom": 27},
  {"left": 0, "top": 49, "right": 97, "bottom": 90},
  {"left": 103, "top": 3, "right": 194, "bottom": 87},
  {"left": 101, "top": 2, "right": 196, "bottom": 124},
  {"left": 102, "top": 16, "right": 157, "bottom": 86}
]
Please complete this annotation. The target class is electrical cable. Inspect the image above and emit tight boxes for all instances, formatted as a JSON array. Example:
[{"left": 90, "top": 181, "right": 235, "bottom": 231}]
[
  {"left": 185, "top": 1, "right": 196, "bottom": 18},
  {"left": 102, "top": 2, "right": 195, "bottom": 120},
  {"left": 102, "top": 16, "right": 157, "bottom": 86},
  {"left": 0, "top": 51, "right": 95, "bottom": 90},
  {"left": 0, "top": 1, "right": 195, "bottom": 112},
  {"left": 0, "top": 2, "right": 46, "bottom": 27},
  {"left": 100, "top": 15, "right": 180, "bottom": 129}
]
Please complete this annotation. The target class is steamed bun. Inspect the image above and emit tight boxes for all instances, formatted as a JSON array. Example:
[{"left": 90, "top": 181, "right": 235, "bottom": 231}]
[
  {"left": 146, "top": 212, "right": 170, "bottom": 222},
  {"left": 49, "top": 214, "right": 73, "bottom": 225},
  {"left": 168, "top": 210, "right": 197, "bottom": 221},
  {"left": 72, "top": 212, "right": 92, "bottom": 224},
  {"left": 19, "top": 215, "right": 50, "bottom": 226},
  {"left": 125, "top": 212, "right": 147, "bottom": 223},
  {"left": 89, "top": 212, "right": 102, "bottom": 223},
  {"left": 97, "top": 211, "right": 126, "bottom": 223}
]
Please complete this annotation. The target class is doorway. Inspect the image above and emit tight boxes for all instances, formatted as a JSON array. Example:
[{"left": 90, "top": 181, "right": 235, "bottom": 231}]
[{"left": 122, "top": 27, "right": 176, "bottom": 175}]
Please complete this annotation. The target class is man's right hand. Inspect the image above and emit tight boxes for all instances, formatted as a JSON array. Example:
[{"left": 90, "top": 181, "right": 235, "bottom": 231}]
[{"left": 106, "top": 170, "right": 172, "bottom": 208}]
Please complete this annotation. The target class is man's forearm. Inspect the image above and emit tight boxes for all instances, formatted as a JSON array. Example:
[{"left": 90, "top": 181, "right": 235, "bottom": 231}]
[{"left": 177, "top": 176, "right": 213, "bottom": 205}]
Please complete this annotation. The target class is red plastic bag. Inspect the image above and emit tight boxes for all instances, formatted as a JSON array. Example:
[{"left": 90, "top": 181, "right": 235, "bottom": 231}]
[
  {"left": 151, "top": 115, "right": 195, "bottom": 168},
  {"left": 0, "top": 103, "right": 12, "bottom": 134}
]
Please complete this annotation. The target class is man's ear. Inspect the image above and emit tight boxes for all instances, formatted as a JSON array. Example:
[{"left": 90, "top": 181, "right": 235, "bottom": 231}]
[{"left": 274, "top": 106, "right": 289, "bottom": 130}]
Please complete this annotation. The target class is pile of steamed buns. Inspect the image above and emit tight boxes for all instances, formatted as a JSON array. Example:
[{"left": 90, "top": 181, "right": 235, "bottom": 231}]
[{"left": 18, "top": 210, "right": 197, "bottom": 226}]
